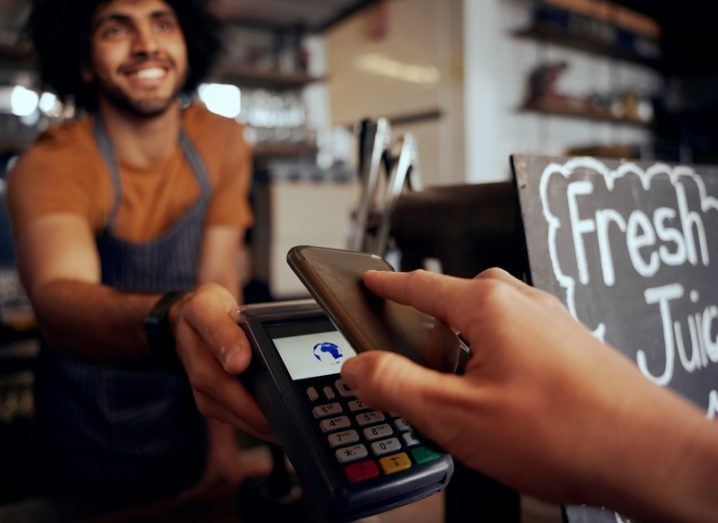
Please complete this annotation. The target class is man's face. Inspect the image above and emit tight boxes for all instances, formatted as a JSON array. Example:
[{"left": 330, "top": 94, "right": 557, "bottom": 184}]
[{"left": 88, "top": 0, "right": 188, "bottom": 117}]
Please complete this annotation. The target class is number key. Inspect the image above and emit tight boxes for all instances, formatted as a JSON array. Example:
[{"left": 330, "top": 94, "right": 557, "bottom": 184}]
[
  {"left": 313, "top": 402, "right": 343, "bottom": 418},
  {"left": 322, "top": 386, "right": 336, "bottom": 400},
  {"left": 328, "top": 430, "right": 359, "bottom": 448},
  {"left": 402, "top": 431, "right": 420, "bottom": 447},
  {"left": 363, "top": 423, "right": 393, "bottom": 441},
  {"left": 320, "top": 415, "right": 350, "bottom": 433},
  {"left": 394, "top": 418, "right": 411, "bottom": 432},
  {"left": 348, "top": 399, "right": 368, "bottom": 412},
  {"left": 335, "top": 379, "right": 355, "bottom": 397},
  {"left": 306, "top": 387, "right": 319, "bottom": 401},
  {"left": 336, "top": 444, "right": 368, "bottom": 463},
  {"left": 356, "top": 411, "right": 385, "bottom": 426},
  {"left": 371, "top": 437, "right": 402, "bottom": 456}
]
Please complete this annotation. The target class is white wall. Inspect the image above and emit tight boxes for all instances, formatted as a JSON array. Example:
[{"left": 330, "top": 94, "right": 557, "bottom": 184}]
[
  {"left": 325, "top": 0, "right": 465, "bottom": 186},
  {"left": 464, "top": 0, "right": 662, "bottom": 183}
]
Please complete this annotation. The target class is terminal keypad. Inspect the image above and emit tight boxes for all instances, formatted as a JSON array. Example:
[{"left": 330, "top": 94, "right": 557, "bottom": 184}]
[{"left": 304, "top": 376, "right": 441, "bottom": 485}]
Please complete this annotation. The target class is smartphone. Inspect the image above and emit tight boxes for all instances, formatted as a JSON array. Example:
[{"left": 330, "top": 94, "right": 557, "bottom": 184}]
[
  {"left": 286, "top": 246, "right": 471, "bottom": 374},
  {"left": 238, "top": 300, "right": 453, "bottom": 521}
]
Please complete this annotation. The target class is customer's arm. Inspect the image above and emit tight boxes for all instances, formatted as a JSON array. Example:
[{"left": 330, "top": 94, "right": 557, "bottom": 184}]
[
  {"left": 15, "top": 213, "right": 270, "bottom": 439},
  {"left": 341, "top": 268, "right": 718, "bottom": 523}
]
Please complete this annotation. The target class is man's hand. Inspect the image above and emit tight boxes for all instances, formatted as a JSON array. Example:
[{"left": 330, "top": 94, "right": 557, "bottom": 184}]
[
  {"left": 341, "top": 268, "right": 718, "bottom": 523},
  {"left": 170, "top": 283, "right": 273, "bottom": 441}
]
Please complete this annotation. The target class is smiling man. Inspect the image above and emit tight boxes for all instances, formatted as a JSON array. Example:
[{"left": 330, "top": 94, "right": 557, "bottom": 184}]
[{"left": 8, "top": 0, "right": 269, "bottom": 515}]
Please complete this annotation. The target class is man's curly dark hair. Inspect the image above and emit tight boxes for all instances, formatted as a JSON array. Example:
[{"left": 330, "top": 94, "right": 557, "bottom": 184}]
[{"left": 28, "top": 0, "right": 221, "bottom": 112}]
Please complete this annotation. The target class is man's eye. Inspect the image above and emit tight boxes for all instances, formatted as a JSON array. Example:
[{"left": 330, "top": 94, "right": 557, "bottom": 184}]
[
  {"left": 155, "top": 19, "right": 176, "bottom": 33},
  {"left": 102, "top": 24, "right": 127, "bottom": 38}
]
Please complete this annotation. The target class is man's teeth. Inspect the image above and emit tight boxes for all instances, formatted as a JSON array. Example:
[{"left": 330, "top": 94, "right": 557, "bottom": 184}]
[{"left": 134, "top": 68, "right": 165, "bottom": 79}]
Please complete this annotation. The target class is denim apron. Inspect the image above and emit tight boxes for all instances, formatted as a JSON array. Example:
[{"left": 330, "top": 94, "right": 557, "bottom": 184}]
[{"left": 35, "top": 119, "right": 210, "bottom": 507}]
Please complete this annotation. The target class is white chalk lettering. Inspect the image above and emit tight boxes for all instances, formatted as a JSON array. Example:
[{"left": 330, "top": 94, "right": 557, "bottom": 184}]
[
  {"left": 540, "top": 160, "right": 717, "bottom": 413},
  {"left": 641, "top": 286, "right": 718, "bottom": 386},
  {"left": 653, "top": 207, "right": 687, "bottom": 266},
  {"left": 695, "top": 312, "right": 709, "bottom": 368},
  {"left": 676, "top": 182, "right": 709, "bottom": 266},
  {"left": 707, "top": 390, "right": 718, "bottom": 420},
  {"left": 558, "top": 174, "right": 712, "bottom": 285},
  {"left": 567, "top": 181, "right": 595, "bottom": 285},
  {"left": 703, "top": 306, "right": 718, "bottom": 363},
  {"left": 674, "top": 320, "right": 700, "bottom": 373},
  {"left": 566, "top": 198, "right": 709, "bottom": 284},
  {"left": 595, "top": 209, "right": 626, "bottom": 286},
  {"left": 639, "top": 284, "right": 683, "bottom": 386},
  {"left": 626, "top": 210, "right": 659, "bottom": 277}
]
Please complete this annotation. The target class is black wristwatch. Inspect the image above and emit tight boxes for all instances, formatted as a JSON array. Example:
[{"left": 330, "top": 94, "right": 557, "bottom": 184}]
[{"left": 144, "top": 291, "right": 187, "bottom": 366}]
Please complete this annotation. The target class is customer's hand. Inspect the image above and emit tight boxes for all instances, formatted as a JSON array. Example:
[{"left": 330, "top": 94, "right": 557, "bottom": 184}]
[
  {"left": 341, "top": 268, "right": 715, "bottom": 521},
  {"left": 170, "top": 283, "right": 273, "bottom": 441}
]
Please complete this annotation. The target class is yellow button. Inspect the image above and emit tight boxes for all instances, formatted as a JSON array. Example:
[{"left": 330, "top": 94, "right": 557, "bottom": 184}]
[{"left": 379, "top": 452, "right": 412, "bottom": 475}]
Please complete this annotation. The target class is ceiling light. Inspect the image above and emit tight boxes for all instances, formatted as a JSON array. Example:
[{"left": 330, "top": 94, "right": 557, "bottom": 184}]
[
  {"left": 10, "top": 85, "right": 39, "bottom": 117},
  {"left": 198, "top": 83, "right": 241, "bottom": 119}
]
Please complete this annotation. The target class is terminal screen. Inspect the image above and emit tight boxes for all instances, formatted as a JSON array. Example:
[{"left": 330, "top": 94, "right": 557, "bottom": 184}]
[{"left": 270, "top": 321, "right": 358, "bottom": 381}]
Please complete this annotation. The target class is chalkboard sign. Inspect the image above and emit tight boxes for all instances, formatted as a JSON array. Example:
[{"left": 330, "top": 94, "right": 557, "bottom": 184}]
[{"left": 511, "top": 155, "right": 718, "bottom": 521}]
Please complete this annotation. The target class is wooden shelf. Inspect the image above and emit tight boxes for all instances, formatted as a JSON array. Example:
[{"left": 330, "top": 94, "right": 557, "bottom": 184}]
[
  {"left": 210, "top": 0, "right": 379, "bottom": 34},
  {"left": 0, "top": 42, "right": 33, "bottom": 70},
  {"left": 513, "top": 24, "right": 661, "bottom": 70},
  {"left": 521, "top": 99, "right": 652, "bottom": 128},
  {"left": 0, "top": 42, "right": 32, "bottom": 57},
  {"left": 0, "top": 139, "right": 32, "bottom": 155},
  {"left": 253, "top": 143, "right": 317, "bottom": 158},
  {"left": 214, "top": 67, "right": 324, "bottom": 90},
  {"left": 566, "top": 143, "right": 641, "bottom": 159}
]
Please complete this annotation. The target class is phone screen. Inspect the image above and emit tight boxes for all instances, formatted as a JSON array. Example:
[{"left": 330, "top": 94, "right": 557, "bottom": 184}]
[{"left": 268, "top": 319, "right": 358, "bottom": 381}]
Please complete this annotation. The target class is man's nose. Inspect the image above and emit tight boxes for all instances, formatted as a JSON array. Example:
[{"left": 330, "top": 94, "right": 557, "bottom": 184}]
[{"left": 131, "top": 23, "right": 160, "bottom": 55}]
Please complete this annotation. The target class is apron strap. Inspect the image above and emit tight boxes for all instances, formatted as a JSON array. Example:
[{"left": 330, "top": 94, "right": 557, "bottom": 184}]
[
  {"left": 92, "top": 118, "right": 213, "bottom": 232},
  {"left": 179, "top": 131, "right": 212, "bottom": 201},
  {"left": 93, "top": 119, "right": 123, "bottom": 229}
]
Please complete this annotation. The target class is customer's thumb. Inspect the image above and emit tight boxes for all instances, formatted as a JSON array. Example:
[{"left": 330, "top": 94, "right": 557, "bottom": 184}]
[{"left": 341, "top": 351, "right": 447, "bottom": 427}]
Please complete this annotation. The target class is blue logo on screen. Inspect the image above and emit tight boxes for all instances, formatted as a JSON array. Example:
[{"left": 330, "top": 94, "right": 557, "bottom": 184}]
[{"left": 313, "top": 342, "right": 344, "bottom": 365}]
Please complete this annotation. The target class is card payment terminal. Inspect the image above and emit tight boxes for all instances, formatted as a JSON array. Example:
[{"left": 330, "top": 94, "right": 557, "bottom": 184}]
[{"left": 238, "top": 300, "right": 453, "bottom": 521}]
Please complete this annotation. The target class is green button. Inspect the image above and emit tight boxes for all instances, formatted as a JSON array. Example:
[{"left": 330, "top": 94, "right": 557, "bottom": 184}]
[{"left": 411, "top": 446, "right": 440, "bottom": 464}]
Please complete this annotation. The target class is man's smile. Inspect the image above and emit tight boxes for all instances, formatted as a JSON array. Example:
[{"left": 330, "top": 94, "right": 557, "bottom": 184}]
[
  {"left": 132, "top": 67, "right": 166, "bottom": 79},
  {"left": 121, "top": 60, "right": 172, "bottom": 88}
]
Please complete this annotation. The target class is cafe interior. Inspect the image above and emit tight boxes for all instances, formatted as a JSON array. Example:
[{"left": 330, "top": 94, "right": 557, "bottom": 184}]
[{"left": 0, "top": 0, "right": 716, "bottom": 522}]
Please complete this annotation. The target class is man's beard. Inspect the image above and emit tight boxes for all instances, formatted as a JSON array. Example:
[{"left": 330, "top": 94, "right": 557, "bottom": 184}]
[{"left": 97, "top": 77, "right": 183, "bottom": 118}]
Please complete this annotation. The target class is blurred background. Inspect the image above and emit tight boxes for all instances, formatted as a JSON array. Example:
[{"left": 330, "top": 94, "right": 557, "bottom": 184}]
[{"left": 0, "top": 0, "right": 716, "bottom": 520}]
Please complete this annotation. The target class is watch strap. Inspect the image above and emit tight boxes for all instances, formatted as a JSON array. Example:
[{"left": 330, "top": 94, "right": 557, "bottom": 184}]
[{"left": 144, "top": 291, "right": 187, "bottom": 367}]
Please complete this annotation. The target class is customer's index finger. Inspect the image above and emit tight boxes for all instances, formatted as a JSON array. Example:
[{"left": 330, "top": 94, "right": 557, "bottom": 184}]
[{"left": 363, "top": 269, "right": 462, "bottom": 326}]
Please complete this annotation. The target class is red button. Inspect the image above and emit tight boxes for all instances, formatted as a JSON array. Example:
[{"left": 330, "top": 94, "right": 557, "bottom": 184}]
[{"left": 344, "top": 460, "right": 379, "bottom": 483}]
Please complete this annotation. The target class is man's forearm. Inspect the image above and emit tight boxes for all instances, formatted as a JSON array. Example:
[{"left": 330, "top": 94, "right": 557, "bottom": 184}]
[{"left": 32, "top": 278, "right": 158, "bottom": 362}]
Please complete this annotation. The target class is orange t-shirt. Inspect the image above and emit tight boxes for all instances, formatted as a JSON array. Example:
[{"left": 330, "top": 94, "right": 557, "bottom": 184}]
[{"left": 7, "top": 103, "right": 253, "bottom": 243}]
